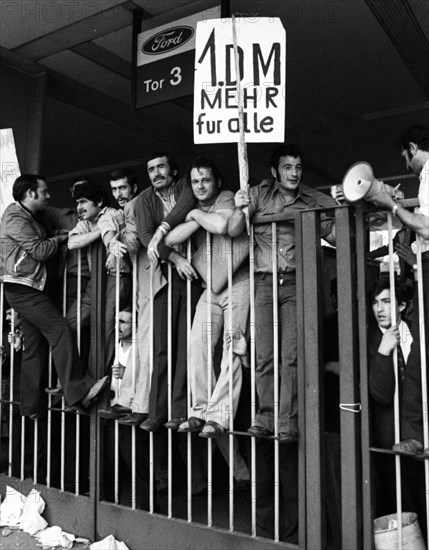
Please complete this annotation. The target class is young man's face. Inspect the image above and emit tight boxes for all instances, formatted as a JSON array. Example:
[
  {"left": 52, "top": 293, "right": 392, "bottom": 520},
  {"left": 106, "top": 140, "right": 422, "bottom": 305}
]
[
  {"left": 118, "top": 311, "right": 133, "bottom": 340},
  {"left": 147, "top": 155, "right": 176, "bottom": 193},
  {"left": 190, "top": 166, "right": 220, "bottom": 206},
  {"left": 272, "top": 155, "right": 303, "bottom": 194},
  {"left": 76, "top": 198, "right": 102, "bottom": 221},
  {"left": 371, "top": 289, "right": 404, "bottom": 329},
  {"left": 110, "top": 178, "right": 136, "bottom": 209},
  {"left": 30, "top": 179, "right": 50, "bottom": 212}
]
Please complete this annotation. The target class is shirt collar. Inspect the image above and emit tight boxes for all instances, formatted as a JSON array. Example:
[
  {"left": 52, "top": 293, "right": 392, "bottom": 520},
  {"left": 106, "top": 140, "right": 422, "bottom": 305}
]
[
  {"left": 153, "top": 181, "right": 176, "bottom": 202},
  {"left": 263, "top": 177, "right": 314, "bottom": 206}
]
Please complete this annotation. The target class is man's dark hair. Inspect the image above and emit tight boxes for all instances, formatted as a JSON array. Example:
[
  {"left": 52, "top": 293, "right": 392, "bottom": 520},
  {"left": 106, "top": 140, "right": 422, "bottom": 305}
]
[
  {"left": 73, "top": 180, "right": 108, "bottom": 206},
  {"left": 145, "top": 152, "right": 178, "bottom": 175},
  {"left": 186, "top": 157, "right": 223, "bottom": 186},
  {"left": 398, "top": 125, "right": 429, "bottom": 153},
  {"left": 70, "top": 175, "right": 98, "bottom": 198},
  {"left": 369, "top": 277, "right": 408, "bottom": 306},
  {"left": 13, "top": 174, "right": 46, "bottom": 202},
  {"left": 269, "top": 144, "right": 303, "bottom": 171},
  {"left": 109, "top": 167, "right": 138, "bottom": 188}
]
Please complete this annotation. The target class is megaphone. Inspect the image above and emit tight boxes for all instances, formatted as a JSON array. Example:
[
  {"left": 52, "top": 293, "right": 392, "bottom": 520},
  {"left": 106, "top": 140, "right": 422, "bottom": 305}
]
[{"left": 341, "top": 161, "right": 404, "bottom": 203}]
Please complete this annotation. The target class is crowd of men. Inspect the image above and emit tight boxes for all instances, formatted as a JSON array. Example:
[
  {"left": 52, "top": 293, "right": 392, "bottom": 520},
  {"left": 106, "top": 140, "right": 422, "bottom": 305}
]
[{"left": 0, "top": 124, "right": 428, "bottom": 543}]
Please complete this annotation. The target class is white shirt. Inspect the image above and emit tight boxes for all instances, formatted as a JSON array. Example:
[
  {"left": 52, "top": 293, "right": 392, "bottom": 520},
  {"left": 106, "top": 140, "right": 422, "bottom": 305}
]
[
  {"left": 416, "top": 157, "right": 429, "bottom": 253},
  {"left": 380, "top": 319, "right": 413, "bottom": 363}
]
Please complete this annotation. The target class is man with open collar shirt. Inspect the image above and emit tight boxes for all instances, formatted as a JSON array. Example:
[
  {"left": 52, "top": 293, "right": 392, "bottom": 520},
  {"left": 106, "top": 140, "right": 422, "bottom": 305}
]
[
  {"left": 232, "top": 144, "right": 336, "bottom": 442},
  {"left": 134, "top": 152, "right": 201, "bottom": 433}
]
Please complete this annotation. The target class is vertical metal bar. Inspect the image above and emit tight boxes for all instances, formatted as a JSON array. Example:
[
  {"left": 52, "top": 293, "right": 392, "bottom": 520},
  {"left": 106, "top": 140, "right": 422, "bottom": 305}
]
[
  {"left": 46, "top": 352, "right": 52, "bottom": 487},
  {"left": 59, "top": 263, "right": 67, "bottom": 492},
  {"left": 33, "top": 418, "right": 38, "bottom": 483},
  {"left": 8, "top": 308, "right": 15, "bottom": 478},
  {"left": 271, "top": 222, "right": 280, "bottom": 542},
  {"left": 355, "top": 205, "right": 374, "bottom": 550},
  {"left": 149, "top": 264, "right": 154, "bottom": 514},
  {"left": 301, "top": 210, "right": 325, "bottom": 550},
  {"left": 131, "top": 255, "right": 137, "bottom": 510},
  {"left": 295, "top": 212, "right": 307, "bottom": 549},
  {"left": 75, "top": 250, "right": 82, "bottom": 495},
  {"left": 387, "top": 214, "right": 403, "bottom": 549},
  {"left": 186, "top": 239, "right": 192, "bottom": 523},
  {"left": 336, "top": 207, "right": 361, "bottom": 550},
  {"left": 91, "top": 243, "right": 107, "bottom": 541},
  {"left": 227, "top": 236, "right": 234, "bottom": 532},
  {"left": 167, "top": 263, "right": 173, "bottom": 518},
  {"left": 206, "top": 231, "right": 213, "bottom": 527},
  {"left": 0, "top": 284, "right": 3, "bottom": 467},
  {"left": 415, "top": 236, "right": 429, "bottom": 531},
  {"left": 249, "top": 224, "right": 257, "bottom": 538},
  {"left": 114, "top": 260, "right": 120, "bottom": 505},
  {"left": 20, "top": 416, "right": 25, "bottom": 480}
]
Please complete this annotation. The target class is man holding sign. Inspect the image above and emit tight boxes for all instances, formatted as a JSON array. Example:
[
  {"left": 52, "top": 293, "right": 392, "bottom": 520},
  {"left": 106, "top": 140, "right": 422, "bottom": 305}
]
[{"left": 232, "top": 144, "right": 336, "bottom": 441}]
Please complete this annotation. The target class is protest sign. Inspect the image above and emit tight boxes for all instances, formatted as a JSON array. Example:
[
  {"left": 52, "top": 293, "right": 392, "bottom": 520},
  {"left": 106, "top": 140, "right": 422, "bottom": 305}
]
[
  {"left": 0, "top": 129, "right": 21, "bottom": 219},
  {"left": 193, "top": 17, "right": 286, "bottom": 144}
]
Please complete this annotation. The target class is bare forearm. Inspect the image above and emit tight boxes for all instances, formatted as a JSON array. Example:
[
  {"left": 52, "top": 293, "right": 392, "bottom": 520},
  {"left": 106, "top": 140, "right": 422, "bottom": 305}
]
[
  {"left": 395, "top": 206, "right": 429, "bottom": 240},
  {"left": 228, "top": 208, "right": 246, "bottom": 237},
  {"left": 165, "top": 221, "right": 200, "bottom": 246},
  {"left": 189, "top": 210, "right": 228, "bottom": 234}
]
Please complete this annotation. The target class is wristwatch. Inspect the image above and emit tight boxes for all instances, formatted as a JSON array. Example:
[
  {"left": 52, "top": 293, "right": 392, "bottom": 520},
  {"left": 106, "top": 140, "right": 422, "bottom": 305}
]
[{"left": 391, "top": 203, "right": 400, "bottom": 216}]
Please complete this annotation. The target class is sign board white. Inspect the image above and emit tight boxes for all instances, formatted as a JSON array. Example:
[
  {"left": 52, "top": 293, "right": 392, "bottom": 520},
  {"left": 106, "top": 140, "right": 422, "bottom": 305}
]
[
  {"left": 135, "top": 6, "right": 221, "bottom": 108},
  {"left": 193, "top": 18, "right": 286, "bottom": 144},
  {"left": 0, "top": 129, "right": 21, "bottom": 219}
]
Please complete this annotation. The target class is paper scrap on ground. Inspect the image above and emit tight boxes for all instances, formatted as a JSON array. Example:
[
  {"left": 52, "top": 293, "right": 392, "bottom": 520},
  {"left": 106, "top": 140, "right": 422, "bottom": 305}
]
[
  {"left": 35, "top": 525, "right": 75, "bottom": 549},
  {"left": 0, "top": 486, "right": 26, "bottom": 526},
  {"left": 90, "top": 534, "right": 129, "bottom": 549},
  {"left": 19, "top": 488, "right": 48, "bottom": 535}
]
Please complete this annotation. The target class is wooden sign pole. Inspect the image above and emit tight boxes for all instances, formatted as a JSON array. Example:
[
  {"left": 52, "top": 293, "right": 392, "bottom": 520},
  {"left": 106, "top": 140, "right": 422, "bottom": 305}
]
[{"left": 232, "top": 15, "right": 250, "bottom": 234}]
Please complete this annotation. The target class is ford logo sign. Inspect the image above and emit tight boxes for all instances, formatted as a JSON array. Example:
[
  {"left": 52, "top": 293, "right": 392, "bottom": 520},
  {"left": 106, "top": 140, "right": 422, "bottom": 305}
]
[{"left": 142, "top": 26, "right": 194, "bottom": 55}]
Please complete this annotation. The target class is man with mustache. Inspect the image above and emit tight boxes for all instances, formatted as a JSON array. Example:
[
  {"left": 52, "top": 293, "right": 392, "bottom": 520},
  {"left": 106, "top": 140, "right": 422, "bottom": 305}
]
[
  {"left": 68, "top": 180, "right": 131, "bottom": 371},
  {"left": 133, "top": 152, "right": 200, "bottom": 432},
  {"left": 0, "top": 175, "right": 109, "bottom": 418}
]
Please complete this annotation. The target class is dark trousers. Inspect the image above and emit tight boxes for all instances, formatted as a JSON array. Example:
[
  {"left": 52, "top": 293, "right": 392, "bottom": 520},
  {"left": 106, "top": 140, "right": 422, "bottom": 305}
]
[
  {"left": 255, "top": 438, "right": 298, "bottom": 543},
  {"left": 148, "top": 268, "right": 201, "bottom": 423},
  {"left": 254, "top": 273, "right": 298, "bottom": 433},
  {"left": 67, "top": 273, "right": 131, "bottom": 372},
  {"left": 402, "top": 257, "right": 429, "bottom": 441},
  {"left": 5, "top": 284, "right": 94, "bottom": 416}
]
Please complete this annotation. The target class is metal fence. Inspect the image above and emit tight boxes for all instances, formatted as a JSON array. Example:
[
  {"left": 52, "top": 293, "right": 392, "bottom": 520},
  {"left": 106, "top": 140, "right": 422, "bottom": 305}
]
[{"left": 0, "top": 201, "right": 427, "bottom": 549}]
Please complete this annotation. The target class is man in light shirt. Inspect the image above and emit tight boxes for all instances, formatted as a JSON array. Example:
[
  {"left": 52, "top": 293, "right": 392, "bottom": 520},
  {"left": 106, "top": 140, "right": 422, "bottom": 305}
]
[{"left": 370, "top": 125, "right": 429, "bottom": 455}]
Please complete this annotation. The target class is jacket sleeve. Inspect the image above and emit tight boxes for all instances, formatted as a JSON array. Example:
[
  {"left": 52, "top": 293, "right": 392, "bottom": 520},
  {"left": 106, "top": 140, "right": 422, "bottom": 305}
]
[
  {"left": 156, "top": 178, "right": 196, "bottom": 261},
  {"left": 163, "top": 177, "right": 196, "bottom": 230},
  {"left": 6, "top": 209, "right": 59, "bottom": 261},
  {"left": 368, "top": 342, "right": 395, "bottom": 405},
  {"left": 122, "top": 200, "right": 141, "bottom": 257},
  {"left": 135, "top": 192, "right": 157, "bottom": 250}
]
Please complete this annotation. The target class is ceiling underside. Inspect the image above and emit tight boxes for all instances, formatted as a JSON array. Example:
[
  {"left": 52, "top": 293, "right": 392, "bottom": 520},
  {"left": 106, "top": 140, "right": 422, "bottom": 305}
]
[{"left": 1, "top": 0, "right": 429, "bottom": 196}]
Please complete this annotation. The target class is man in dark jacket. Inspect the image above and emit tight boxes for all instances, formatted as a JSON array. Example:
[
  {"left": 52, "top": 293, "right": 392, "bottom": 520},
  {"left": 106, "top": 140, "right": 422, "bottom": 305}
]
[
  {"left": 368, "top": 278, "right": 422, "bottom": 518},
  {"left": 0, "top": 174, "right": 108, "bottom": 418},
  {"left": 134, "top": 153, "right": 201, "bottom": 432}
]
